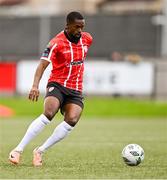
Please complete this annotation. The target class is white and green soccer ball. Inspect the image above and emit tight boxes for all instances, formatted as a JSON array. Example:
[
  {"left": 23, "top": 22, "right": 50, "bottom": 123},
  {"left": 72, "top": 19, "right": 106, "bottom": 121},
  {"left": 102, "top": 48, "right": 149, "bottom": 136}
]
[{"left": 122, "top": 144, "right": 144, "bottom": 166}]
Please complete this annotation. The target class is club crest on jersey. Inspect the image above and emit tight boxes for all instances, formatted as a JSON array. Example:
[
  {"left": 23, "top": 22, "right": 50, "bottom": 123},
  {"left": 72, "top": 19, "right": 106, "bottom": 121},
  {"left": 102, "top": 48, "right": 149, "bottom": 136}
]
[{"left": 48, "top": 87, "right": 54, "bottom": 92}]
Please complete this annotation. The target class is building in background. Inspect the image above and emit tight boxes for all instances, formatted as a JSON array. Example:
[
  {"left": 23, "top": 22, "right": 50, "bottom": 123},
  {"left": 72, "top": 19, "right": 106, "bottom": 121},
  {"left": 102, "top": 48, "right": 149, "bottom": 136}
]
[
  {"left": 98, "top": 0, "right": 163, "bottom": 14},
  {"left": 0, "top": 0, "right": 163, "bottom": 15},
  {"left": 0, "top": 0, "right": 27, "bottom": 6},
  {"left": 0, "top": 0, "right": 103, "bottom": 15}
]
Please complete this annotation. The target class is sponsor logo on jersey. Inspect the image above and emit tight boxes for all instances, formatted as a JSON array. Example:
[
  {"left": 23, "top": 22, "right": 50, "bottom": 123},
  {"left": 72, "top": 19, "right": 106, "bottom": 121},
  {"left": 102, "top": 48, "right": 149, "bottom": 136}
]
[
  {"left": 65, "top": 60, "right": 83, "bottom": 67},
  {"left": 71, "top": 60, "right": 83, "bottom": 66}
]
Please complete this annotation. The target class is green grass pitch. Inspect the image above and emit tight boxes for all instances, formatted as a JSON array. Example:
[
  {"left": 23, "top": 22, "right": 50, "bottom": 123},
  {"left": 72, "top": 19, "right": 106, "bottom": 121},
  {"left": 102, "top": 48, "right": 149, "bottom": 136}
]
[
  {"left": 1, "top": 96, "right": 167, "bottom": 118},
  {"left": 0, "top": 118, "right": 166, "bottom": 179},
  {"left": 0, "top": 97, "right": 167, "bottom": 178}
]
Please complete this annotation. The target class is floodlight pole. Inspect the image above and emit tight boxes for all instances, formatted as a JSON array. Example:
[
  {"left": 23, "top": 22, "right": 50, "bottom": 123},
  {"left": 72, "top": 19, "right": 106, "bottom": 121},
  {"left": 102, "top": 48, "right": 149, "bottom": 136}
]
[
  {"left": 161, "top": 0, "right": 167, "bottom": 57},
  {"left": 152, "top": 0, "right": 167, "bottom": 57},
  {"left": 39, "top": 15, "right": 51, "bottom": 56}
]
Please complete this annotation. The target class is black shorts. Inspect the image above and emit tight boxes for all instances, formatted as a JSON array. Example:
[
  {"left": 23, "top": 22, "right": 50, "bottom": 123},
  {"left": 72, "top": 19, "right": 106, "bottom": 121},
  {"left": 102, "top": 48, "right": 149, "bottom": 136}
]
[{"left": 45, "top": 82, "right": 84, "bottom": 114}]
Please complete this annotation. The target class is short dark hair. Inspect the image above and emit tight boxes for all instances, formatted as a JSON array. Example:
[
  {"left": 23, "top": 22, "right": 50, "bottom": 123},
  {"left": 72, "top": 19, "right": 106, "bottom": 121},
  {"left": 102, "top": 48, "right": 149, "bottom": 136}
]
[{"left": 66, "top": 11, "right": 84, "bottom": 24}]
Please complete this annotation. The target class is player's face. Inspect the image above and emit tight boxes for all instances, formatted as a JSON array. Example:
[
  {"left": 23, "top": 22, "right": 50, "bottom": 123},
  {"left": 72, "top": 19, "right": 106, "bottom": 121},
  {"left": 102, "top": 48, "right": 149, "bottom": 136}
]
[{"left": 68, "top": 19, "right": 85, "bottom": 38}]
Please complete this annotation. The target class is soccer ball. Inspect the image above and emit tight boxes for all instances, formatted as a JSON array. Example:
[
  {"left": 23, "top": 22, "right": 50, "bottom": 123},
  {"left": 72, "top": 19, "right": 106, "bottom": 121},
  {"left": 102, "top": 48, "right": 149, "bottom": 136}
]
[{"left": 122, "top": 144, "right": 144, "bottom": 166}]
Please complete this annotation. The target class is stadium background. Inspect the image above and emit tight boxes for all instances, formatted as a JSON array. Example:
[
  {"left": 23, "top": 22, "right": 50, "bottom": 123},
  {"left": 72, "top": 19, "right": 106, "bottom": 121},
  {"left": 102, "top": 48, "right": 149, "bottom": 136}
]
[{"left": 0, "top": 0, "right": 167, "bottom": 179}]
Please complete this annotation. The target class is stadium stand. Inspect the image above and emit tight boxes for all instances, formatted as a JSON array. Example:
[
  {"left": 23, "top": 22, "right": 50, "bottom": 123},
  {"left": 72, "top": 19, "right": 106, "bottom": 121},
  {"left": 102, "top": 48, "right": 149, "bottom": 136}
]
[{"left": 98, "top": 0, "right": 163, "bottom": 14}]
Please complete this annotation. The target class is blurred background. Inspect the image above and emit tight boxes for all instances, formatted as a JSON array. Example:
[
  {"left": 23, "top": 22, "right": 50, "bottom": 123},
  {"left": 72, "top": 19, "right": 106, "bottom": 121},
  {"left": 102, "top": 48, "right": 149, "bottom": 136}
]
[
  {"left": 1, "top": 2, "right": 167, "bottom": 178},
  {"left": 0, "top": 0, "right": 167, "bottom": 117}
]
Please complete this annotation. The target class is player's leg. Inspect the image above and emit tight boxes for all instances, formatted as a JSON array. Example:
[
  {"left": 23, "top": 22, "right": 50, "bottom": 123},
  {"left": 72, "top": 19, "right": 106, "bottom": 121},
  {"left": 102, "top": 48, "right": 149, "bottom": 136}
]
[
  {"left": 33, "top": 103, "right": 82, "bottom": 166},
  {"left": 9, "top": 96, "right": 60, "bottom": 165},
  {"left": 38, "top": 103, "right": 82, "bottom": 151}
]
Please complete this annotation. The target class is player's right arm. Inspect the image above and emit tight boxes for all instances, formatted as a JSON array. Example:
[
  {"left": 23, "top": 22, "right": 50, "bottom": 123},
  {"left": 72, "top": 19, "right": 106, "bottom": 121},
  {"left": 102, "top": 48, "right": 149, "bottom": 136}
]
[
  {"left": 28, "top": 60, "right": 50, "bottom": 102},
  {"left": 29, "top": 38, "right": 58, "bottom": 101}
]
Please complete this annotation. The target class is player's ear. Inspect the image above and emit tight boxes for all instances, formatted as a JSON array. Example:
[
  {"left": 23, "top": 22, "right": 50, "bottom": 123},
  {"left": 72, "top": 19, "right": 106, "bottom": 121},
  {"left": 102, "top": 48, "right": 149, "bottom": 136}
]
[{"left": 65, "top": 23, "right": 69, "bottom": 30}]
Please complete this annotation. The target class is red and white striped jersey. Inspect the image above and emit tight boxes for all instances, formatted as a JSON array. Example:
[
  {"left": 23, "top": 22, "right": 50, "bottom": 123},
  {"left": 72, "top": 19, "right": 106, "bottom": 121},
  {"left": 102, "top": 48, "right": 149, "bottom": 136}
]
[{"left": 41, "top": 31, "right": 92, "bottom": 92}]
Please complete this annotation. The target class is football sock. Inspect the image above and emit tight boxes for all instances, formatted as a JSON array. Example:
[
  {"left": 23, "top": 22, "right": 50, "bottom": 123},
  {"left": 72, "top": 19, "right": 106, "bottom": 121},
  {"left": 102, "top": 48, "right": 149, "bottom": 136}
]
[
  {"left": 38, "top": 121, "right": 73, "bottom": 152},
  {"left": 14, "top": 114, "right": 50, "bottom": 152}
]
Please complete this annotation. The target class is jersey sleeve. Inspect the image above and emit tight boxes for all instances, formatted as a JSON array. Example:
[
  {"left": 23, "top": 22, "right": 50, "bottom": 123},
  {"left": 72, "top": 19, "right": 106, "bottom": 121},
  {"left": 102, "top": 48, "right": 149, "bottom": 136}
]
[
  {"left": 40, "top": 39, "right": 58, "bottom": 63},
  {"left": 84, "top": 32, "right": 93, "bottom": 47}
]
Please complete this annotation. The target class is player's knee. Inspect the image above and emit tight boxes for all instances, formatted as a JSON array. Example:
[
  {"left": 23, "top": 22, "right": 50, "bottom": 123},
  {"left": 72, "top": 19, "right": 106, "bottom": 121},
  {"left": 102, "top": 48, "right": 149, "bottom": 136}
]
[
  {"left": 65, "top": 114, "right": 79, "bottom": 127},
  {"left": 44, "top": 110, "right": 56, "bottom": 121}
]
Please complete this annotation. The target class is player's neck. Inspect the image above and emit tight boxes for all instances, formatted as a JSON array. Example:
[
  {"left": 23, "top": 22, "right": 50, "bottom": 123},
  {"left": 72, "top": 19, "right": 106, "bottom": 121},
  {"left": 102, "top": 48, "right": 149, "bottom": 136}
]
[{"left": 64, "top": 30, "right": 81, "bottom": 44}]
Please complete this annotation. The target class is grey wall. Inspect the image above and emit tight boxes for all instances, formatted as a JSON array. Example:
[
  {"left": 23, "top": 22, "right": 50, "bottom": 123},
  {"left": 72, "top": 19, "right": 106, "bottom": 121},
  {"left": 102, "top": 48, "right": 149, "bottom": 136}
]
[
  {"left": 84, "top": 14, "right": 162, "bottom": 58},
  {"left": 0, "top": 14, "right": 162, "bottom": 60},
  {"left": 0, "top": 17, "right": 39, "bottom": 59}
]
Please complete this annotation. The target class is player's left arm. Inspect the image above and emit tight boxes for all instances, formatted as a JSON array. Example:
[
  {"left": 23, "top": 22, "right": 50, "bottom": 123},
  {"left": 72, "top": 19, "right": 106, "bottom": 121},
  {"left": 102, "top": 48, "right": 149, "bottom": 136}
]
[{"left": 84, "top": 32, "right": 93, "bottom": 47}]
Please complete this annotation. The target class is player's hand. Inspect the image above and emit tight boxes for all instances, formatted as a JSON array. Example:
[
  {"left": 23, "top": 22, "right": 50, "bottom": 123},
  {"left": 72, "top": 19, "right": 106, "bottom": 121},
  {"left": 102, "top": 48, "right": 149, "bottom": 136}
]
[{"left": 28, "top": 87, "right": 40, "bottom": 102}]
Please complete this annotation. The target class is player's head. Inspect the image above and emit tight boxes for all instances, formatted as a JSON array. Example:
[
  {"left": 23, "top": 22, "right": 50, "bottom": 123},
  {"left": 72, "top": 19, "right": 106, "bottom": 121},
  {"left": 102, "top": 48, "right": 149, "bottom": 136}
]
[{"left": 66, "top": 11, "right": 85, "bottom": 38}]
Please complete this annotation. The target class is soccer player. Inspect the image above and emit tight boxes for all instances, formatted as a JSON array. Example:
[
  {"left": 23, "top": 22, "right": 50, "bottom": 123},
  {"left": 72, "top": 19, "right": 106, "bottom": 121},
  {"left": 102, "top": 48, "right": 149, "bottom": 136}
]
[{"left": 9, "top": 11, "right": 93, "bottom": 166}]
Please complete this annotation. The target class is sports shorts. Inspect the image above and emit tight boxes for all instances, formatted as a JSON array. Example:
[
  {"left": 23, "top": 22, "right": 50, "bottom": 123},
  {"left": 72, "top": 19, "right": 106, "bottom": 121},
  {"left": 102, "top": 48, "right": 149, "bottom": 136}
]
[{"left": 45, "top": 82, "right": 84, "bottom": 114}]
